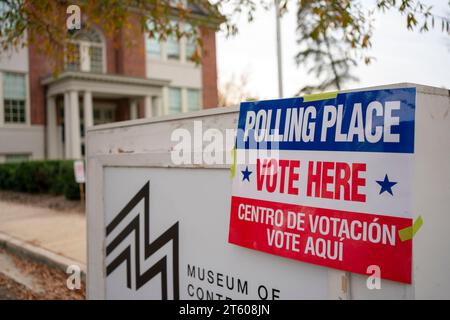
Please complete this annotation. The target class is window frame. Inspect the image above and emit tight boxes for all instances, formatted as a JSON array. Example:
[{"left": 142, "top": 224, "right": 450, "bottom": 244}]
[
  {"left": 4, "top": 99, "right": 26, "bottom": 123},
  {"left": 166, "top": 35, "right": 181, "bottom": 61},
  {"left": 185, "top": 37, "right": 196, "bottom": 62},
  {"left": 187, "top": 88, "right": 201, "bottom": 112},
  {"left": 89, "top": 43, "right": 105, "bottom": 73},
  {"left": 65, "top": 28, "right": 106, "bottom": 74},
  {"left": 145, "top": 26, "right": 162, "bottom": 59},
  {"left": 184, "top": 23, "right": 198, "bottom": 63},
  {"left": 5, "top": 153, "right": 30, "bottom": 163},
  {"left": 168, "top": 87, "right": 182, "bottom": 114},
  {"left": 0, "top": 70, "right": 30, "bottom": 127}
]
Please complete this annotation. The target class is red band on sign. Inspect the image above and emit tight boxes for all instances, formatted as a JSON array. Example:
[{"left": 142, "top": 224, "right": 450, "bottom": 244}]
[{"left": 228, "top": 196, "right": 412, "bottom": 283}]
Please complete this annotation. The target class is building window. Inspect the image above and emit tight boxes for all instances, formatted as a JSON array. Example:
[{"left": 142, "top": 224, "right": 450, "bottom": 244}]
[
  {"left": 186, "top": 39, "right": 196, "bottom": 62},
  {"left": 146, "top": 21, "right": 161, "bottom": 59},
  {"left": 5, "top": 154, "right": 29, "bottom": 163},
  {"left": 3, "top": 72, "right": 26, "bottom": 124},
  {"left": 170, "top": 0, "right": 187, "bottom": 7},
  {"left": 66, "top": 42, "right": 80, "bottom": 71},
  {"left": 90, "top": 46, "right": 104, "bottom": 73},
  {"left": 185, "top": 24, "right": 197, "bottom": 62},
  {"left": 66, "top": 28, "right": 105, "bottom": 73},
  {"left": 168, "top": 88, "right": 182, "bottom": 114},
  {"left": 146, "top": 36, "right": 161, "bottom": 58},
  {"left": 167, "top": 35, "right": 180, "bottom": 60},
  {"left": 187, "top": 89, "right": 201, "bottom": 112}
]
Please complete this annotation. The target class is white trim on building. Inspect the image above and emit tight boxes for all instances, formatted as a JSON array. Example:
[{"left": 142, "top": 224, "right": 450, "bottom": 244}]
[{"left": 41, "top": 71, "right": 170, "bottom": 159}]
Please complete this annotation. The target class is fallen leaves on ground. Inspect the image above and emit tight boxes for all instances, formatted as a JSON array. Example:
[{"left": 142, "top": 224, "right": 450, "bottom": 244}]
[{"left": 0, "top": 249, "right": 85, "bottom": 300}]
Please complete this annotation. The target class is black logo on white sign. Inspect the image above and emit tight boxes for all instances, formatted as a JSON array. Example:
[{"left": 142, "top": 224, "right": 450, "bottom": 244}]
[{"left": 105, "top": 181, "right": 179, "bottom": 299}]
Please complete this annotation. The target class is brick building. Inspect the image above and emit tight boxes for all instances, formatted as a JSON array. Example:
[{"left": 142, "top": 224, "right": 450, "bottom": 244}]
[{"left": 0, "top": 7, "right": 219, "bottom": 161}]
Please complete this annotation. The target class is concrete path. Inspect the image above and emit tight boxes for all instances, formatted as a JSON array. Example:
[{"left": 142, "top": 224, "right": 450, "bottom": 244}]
[{"left": 0, "top": 200, "right": 86, "bottom": 265}]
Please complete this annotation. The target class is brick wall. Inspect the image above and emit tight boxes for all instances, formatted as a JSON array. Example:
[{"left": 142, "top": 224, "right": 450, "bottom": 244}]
[
  {"left": 116, "top": 14, "right": 146, "bottom": 78},
  {"left": 28, "top": 39, "right": 53, "bottom": 125},
  {"left": 115, "top": 98, "right": 130, "bottom": 121},
  {"left": 105, "top": 35, "right": 118, "bottom": 74},
  {"left": 104, "top": 14, "right": 146, "bottom": 77},
  {"left": 200, "top": 26, "right": 219, "bottom": 109}
]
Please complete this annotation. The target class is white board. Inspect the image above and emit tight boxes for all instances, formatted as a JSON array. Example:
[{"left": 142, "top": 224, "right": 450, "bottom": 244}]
[
  {"left": 87, "top": 83, "right": 450, "bottom": 300},
  {"left": 103, "top": 167, "right": 329, "bottom": 299}
]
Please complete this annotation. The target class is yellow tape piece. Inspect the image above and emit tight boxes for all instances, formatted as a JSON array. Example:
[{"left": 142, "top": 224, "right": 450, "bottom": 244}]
[
  {"left": 399, "top": 215, "right": 423, "bottom": 241},
  {"left": 303, "top": 91, "right": 338, "bottom": 102},
  {"left": 230, "top": 145, "right": 236, "bottom": 178}
]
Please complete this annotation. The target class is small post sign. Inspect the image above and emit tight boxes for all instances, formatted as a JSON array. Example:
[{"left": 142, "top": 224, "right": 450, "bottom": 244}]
[
  {"left": 228, "top": 87, "right": 416, "bottom": 284},
  {"left": 74, "top": 160, "right": 85, "bottom": 204}
]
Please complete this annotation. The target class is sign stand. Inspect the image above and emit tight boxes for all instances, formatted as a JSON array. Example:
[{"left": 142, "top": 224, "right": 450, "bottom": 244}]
[{"left": 79, "top": 183, "right": 85, "bottom": 207}]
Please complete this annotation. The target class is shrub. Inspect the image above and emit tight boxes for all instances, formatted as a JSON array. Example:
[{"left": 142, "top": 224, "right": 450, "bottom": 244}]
[
  {"left": 0, "top": 163, "right": 17, "bottom": 190},
  {"left": 0, "top": 160, "right": 81, "bottom": 200},
  {"left": 57, "top": 161, "right": 81, "bottom": 200}
]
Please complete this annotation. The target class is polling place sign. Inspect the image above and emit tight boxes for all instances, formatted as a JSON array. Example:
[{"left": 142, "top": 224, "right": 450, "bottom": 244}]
[{"left": 229, "top": 88, "right": 416, "bottom": 284}]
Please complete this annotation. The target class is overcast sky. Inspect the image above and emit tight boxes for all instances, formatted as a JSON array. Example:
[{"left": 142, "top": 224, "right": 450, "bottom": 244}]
[{"left": 216, "top": 0, "right": 450, "bottom": 100}]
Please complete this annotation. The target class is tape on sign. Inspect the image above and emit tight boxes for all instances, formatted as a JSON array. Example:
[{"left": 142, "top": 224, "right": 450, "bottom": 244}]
[
  {"left": 303, "top": 91, "right": 338, "bottom": 102},
  {"left": 399, "top": 215, "right": 423, "bottom": 241},
  {"left": 230, "top": 145, "right": 236, "bottom": 178}
]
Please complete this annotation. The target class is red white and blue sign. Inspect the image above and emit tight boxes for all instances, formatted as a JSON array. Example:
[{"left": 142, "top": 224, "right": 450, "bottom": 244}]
[{"left": 228, "top": 87, "right": 416, "bottom": 284}]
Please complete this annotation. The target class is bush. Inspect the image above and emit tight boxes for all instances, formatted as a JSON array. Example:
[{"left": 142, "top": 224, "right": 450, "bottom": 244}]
[
  {"left": 57, "top": 161, "right": 81, "bottom": 200},
  {"left": 0, "top": 160, "right": 81, "bottom": 200}
]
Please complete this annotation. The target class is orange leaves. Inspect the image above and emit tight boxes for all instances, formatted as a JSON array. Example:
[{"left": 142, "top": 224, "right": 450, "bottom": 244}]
[
  {"left": 0, "top": 0, "right": 225, "bottom": 74},
  {"left": 361, "top": 34, "right": 370, "bottom": 48}
]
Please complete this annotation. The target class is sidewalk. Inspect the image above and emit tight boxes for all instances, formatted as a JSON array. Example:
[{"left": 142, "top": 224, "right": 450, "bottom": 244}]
[{"left": 0, "top": 200, "right": 86, "bottom": 266}]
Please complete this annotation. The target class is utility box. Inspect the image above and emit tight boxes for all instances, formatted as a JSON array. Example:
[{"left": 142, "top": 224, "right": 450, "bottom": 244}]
[{"left": 86, "top": 83, "right": 450, "bottom": 299}]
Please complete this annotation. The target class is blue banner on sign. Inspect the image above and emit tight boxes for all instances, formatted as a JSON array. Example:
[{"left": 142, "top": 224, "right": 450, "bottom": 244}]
[{"left": 236, "top": 87, "right": 415, "bottom": 154}]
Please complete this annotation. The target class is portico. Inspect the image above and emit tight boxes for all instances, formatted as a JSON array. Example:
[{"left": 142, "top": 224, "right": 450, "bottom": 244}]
[{"left": 42, "top": 71, "right": 170, "bottom": 159}]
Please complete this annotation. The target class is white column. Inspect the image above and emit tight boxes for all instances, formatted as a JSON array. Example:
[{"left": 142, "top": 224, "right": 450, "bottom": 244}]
[
  {"left": 144, "top": 96, "right": 152, "bottom": 118},
  {"left": 64, "top": 92, "right": 72, "bottom": 159},
  {"left": 162, "top": 86, "right": 169, "bottom": 115},
  {"left": 83, "top": 91, "right": 93, "bottom": 128},
  {"left": 151, "top": 96, "right": 162, "bottom": 117},
  {"left": 130, "top": 99, "right": 138, "bottom": 120},
  {"left": 46, "top": 96, "right": 58, "bottom": 159},
  {"left": 69, "top": 90, "right": 82, "bottom": 159}
]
